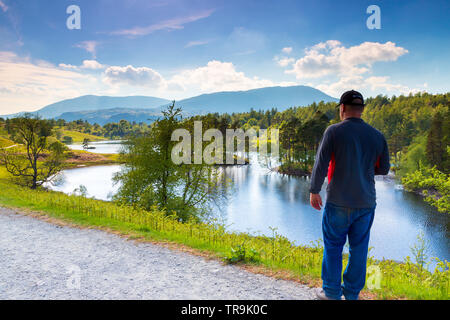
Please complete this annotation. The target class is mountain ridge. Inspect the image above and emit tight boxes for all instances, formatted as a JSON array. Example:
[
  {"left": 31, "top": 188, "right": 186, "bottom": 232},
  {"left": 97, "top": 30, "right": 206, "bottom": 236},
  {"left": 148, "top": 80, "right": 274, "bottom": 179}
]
[{"left": 1, "top": 85, "right": 337, "bottom": 122}]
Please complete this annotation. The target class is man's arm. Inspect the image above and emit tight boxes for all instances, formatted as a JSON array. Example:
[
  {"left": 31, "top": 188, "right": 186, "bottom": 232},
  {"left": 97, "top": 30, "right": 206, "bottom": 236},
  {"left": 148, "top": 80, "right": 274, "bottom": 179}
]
[
  {"left": 375, "top": 137, "right": 390, "bottom": 175},
  {"left": 309, "top": 127, "right": 334, "bottom": 210}
]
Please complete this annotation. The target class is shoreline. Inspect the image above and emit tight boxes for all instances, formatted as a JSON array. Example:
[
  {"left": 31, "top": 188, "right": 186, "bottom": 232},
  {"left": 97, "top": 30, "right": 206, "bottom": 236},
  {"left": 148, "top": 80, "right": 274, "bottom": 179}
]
[{"left": 63, "top": 149, "right": 121, "bottom": 169}]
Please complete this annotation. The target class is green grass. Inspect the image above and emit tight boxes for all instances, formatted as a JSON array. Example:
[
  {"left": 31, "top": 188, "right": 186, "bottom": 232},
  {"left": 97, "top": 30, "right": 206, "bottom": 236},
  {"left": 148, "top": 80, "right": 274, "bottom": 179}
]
[
  {"left": 0, "top": 167, "right": 448, "bottom": 300},
  {"left": 58, "top": 129, "right": 106, "bottom": 143},
  {"left": 0, "top": 136, "right": 15, "bottom": 148}
]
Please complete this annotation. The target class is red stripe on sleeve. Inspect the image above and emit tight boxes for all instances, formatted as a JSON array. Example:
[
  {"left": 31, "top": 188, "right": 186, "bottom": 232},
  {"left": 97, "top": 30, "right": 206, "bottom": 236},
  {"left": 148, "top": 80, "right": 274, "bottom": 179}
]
[
  {"left": 327, "top": 152, "right": 336, "bottom": 182},
  {"left": 375, "top": 156, "right": 380, "bottom": 169}
]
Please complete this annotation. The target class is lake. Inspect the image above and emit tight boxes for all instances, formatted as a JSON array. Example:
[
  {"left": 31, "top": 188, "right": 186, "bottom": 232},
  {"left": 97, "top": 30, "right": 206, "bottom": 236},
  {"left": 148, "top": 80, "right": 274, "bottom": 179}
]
[
  {"left": 50, "top": 141, "right": 449, "bottom": 264},
  {"left": 67, "top": 140, "right": 123, "bottom": 154}
]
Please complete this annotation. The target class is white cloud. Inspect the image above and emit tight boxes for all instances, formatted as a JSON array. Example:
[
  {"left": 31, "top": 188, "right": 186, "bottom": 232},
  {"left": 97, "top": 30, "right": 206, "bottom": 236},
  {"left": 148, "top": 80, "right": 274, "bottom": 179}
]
[
  {"left": 282, "top": 47, "right": 293, "bottom": 54},
  {"left": 277, "top": 40, "right": 414, "bottom": 97},
  {"left": 168, "top": 60, "right": 295, "bottom": 93},
  {"left": 285, "top": 40, "right": 408, "bottom": 79},
  {"left": 100, "top": 60, "right": 295, "bottom": 96},
  {"left": 2, "top": 52, "right": 298, "bottom": 113},
  {"left": 110, "top": 9, "right": 214, "bottom": 36},
  {"left": 81, "top": 60, "right": 105, "bottom": 70},
  {"left": 74, "top": 41, "right": 99, "bottom": 58},
  {"left": 103, "top": 65, "right": 165, "bottom": 88},
  {"left": 58, "top": 60, "right": 105, "bottom": 70},
  {"left": 364, "top": 76, "right": 412, "bottom": 93},
  {"left": 316, "top": 74, "right": 424, "bottom": 98},
  {"left": 58, "top": 63, "right": 78, "bottom": 69},
  {"left": 276, "top": 57, "right": 295, "bottom": 67},
  {"left": 274, "top": 47, "right": 295, "bottom": 67},
  {"left": 0, "top": 51, "right": 97, "bottom": 114},
  {"left": 0, "top": 0, "right": 8, "bottom": 12}
]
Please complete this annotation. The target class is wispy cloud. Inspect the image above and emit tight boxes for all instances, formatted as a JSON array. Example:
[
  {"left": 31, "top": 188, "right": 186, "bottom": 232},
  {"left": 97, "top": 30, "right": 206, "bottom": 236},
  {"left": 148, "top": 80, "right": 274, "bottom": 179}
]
[
  {"left": 74, "top": 41, "right": 99, "bottom": 58},
  {"left": 185, "top": 40, "right": 209, "bottom": 48},
  {"left": 0, "top": 51, "right": 97, "bottom": 113},
  {"left": 282, "top": 47, "right": 292, "bottom": 54},
  {"left": 0, "top": 0, "right": 8, "bottom": 12},
  {"left": 110, "top": 9, "right": 214, "bottom": 37}
]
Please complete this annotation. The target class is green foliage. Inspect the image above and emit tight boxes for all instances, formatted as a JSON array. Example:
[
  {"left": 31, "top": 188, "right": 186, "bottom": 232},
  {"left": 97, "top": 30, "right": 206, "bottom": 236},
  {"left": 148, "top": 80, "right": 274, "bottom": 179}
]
[
  {"left": 0, "top": 115, "right": 66, "bottom": 189},
  {"left": 224, "top": 242, "right": 261, "bottom": 264},
  {"left": 0, "top": 136, "right": 15, "bottom": 148},
  {"left": 62, "top": 136, "right": 73, "bottom": 144},
  {"left": 402, "top": 166, "right": 450, "bottom": 213},
  {"left": 113, "top": 103, "right": 227, "bottom": 221},
  {"left": 426, "top": 110, "right": 450, "bottom": 173},
  {"left": 396, "top": 135, "right": 429, "bottom": 177},
  {"left": 410, "top": 232, "right": 429, "bottom": 271},
  {"left": 212, "top": 93, "right": 449, "bottom": 211}
]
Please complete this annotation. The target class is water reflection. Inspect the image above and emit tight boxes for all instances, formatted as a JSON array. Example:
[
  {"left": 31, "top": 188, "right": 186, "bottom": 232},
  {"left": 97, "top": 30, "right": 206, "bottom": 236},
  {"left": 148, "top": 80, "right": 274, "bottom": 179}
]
[
  {"left": 50, "top": 149, "right": 449, "bottom": 264},
  {"left": 67, "top": 140, "right": 123, "bottom": 154},
  {"left": 219, "top": 159, "right": 448, "bottom": 264}
]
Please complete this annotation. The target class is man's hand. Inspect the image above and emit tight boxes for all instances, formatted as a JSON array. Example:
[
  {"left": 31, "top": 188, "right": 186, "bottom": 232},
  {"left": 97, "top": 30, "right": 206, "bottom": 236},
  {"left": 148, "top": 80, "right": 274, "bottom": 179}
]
[{"left": 310, "top": 193, "right": 323, "bottom": 211}]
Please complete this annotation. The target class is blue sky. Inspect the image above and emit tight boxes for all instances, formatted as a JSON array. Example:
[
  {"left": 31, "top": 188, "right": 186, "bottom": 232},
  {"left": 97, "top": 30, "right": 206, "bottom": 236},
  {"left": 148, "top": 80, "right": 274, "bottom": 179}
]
[{"left": 0, "top": 0, "right": 449, "bottom": 113}]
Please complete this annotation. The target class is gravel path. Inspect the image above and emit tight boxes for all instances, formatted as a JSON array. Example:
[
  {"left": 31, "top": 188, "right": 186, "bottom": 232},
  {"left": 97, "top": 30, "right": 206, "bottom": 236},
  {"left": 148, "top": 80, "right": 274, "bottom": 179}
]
[{"left": 0, "top": 207, "right": 315, "bottom": 300}]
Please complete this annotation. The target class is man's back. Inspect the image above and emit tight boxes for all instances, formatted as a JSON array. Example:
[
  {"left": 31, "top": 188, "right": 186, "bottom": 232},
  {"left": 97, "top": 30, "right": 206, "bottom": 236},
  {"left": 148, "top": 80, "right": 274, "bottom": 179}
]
[
  {"left": 310, "top": 117, "right": 390, "bottom": 208},
  {"left": 311, "top": 90, "right": 390, "bottom": 301}
]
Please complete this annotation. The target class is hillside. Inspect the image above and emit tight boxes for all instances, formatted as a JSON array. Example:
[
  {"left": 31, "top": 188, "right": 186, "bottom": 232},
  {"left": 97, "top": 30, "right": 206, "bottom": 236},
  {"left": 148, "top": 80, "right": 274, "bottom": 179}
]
[
  {"left": 175, "top": 85, "right": 337, "bottom": 113},
  {"left": 3, "top": 95, "right": 171, "bottom": 119},
  {"left": 2, "top": 86, "right": 337, "bottom": 121},
  {"left": 56, "top": 129, "right": 106, "bottom": 143},
  {"left": 56, "top": 108, "right": 162, "bottom": 125}
]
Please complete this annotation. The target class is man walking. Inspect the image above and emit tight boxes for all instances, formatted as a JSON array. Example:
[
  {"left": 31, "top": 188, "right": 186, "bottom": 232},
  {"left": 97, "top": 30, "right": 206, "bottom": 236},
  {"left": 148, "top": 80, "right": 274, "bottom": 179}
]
[{"left": 309, "top": 90, "right": 390, "bottom": 300}]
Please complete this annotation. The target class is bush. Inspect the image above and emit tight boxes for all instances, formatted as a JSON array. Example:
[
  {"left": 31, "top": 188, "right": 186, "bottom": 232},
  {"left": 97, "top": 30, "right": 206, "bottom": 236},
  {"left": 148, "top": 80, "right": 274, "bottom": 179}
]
[
  {"left": 402, "top": 166, "right": 449, "bottom": 213},
  {"left": 224, "top": 243, "right": 261, "bottom": 264}
]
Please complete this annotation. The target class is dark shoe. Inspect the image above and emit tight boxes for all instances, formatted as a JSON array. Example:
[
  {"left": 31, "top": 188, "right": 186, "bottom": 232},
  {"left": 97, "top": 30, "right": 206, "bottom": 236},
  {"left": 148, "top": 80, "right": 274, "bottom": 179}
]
[{"left": 315, "top": 288, "right": 341, "bottom": 300}]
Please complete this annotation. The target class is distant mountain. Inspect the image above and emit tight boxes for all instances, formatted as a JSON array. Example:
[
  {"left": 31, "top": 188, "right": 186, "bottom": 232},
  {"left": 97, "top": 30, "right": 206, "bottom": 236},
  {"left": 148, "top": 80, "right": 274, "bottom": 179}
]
[
  {"left": 56, "top": 108, "right": 163, "bottom": 125},
  {"left": 2, "top": 86, "right": 337, "bottom": 121},
  {"left": 174, "top": 85, "right": 337, "bottom": 113},
  {"left": 2, "top": 95, "right": 171, "bottom": 119}
]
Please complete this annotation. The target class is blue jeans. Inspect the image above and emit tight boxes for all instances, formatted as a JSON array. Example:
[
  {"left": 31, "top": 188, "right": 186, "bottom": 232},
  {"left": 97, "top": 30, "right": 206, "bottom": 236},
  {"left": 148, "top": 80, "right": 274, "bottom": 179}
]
[{"left": 321, "top": 202, "right": 375, "bottom": 300}]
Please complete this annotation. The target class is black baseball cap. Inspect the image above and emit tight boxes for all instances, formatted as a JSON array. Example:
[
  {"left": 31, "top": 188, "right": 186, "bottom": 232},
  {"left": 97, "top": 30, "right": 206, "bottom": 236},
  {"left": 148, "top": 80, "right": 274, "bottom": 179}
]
[{"left": 336, "top": 90, "right": 365, "bottom": 108}]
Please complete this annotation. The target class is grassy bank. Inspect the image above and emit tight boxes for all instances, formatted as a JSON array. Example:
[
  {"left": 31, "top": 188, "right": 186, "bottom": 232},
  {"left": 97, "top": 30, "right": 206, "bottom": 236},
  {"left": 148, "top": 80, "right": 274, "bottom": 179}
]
[
  {"left": 64, "top": 150, "right": 120, "bottom": 168},
  {"left": 56, "top": 129, "right": 107, "bottom": 143},
  {"left": 276, "top": 162, "right": 310, "bottom": 177},
  {"left": 0, "top": 170, "right": 448, "bottom": 300},
  {"left": 0, "top": 136, "right": 15, "bottom": 148}
]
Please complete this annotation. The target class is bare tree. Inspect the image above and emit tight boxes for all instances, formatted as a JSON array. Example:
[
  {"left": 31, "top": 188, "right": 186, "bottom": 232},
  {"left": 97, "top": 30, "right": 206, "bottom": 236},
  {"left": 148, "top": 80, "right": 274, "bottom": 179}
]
[{"left": 0, "top": 115, "right": 66, "bottom": 189}]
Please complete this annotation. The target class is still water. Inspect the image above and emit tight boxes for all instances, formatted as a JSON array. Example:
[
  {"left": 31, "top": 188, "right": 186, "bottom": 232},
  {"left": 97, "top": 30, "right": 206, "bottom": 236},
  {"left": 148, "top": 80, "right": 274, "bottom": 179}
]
[
  {"left": 50, "top": 141, "right": 449, "bottom": 264},
  {"left": 67, "top": 140, "right": 123, "bottom": 154}
]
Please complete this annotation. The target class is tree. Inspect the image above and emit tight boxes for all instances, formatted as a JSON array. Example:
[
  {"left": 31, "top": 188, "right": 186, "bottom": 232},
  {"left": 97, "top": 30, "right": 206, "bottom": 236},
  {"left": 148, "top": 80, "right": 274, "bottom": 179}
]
[
  {"left": 62, "top": 136, "right": 73, "bottom": 144},
  {"left": 0, "top": 115, "right": 66, "bottom": 189},
  {"left": 426, "top": 112, "right": 447, "bottom": 172},
  {"left": 113, "top": 103, "right": 226, "bottom": 221},
  {"left": 82, "top": 138, "right": 90, "bottom": 150}
]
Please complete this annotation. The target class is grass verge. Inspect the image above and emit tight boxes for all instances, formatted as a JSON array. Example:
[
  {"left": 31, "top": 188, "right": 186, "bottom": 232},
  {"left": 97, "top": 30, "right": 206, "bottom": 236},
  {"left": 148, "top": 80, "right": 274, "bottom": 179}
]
[{"left": 0, "top": 169, "right": 448, "bottom": 300}]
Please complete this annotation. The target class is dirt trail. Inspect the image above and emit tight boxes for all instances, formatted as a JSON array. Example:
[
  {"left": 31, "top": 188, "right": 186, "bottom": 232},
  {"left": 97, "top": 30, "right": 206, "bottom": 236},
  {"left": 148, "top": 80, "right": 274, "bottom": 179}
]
[{"left": 0, "top": 207, "right": 315, "bottom": 300}]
